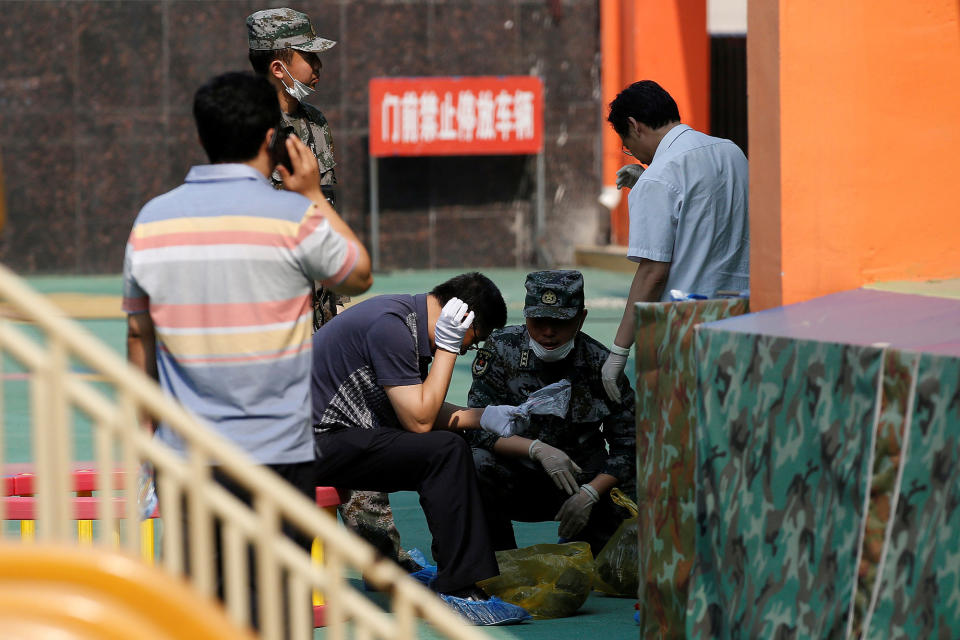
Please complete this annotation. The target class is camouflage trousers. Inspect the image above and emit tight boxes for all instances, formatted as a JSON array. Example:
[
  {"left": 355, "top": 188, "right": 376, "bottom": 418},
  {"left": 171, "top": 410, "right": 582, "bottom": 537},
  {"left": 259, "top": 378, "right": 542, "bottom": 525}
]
[{"left": 337, "top": 490, "right": 422, "bottom": 572}]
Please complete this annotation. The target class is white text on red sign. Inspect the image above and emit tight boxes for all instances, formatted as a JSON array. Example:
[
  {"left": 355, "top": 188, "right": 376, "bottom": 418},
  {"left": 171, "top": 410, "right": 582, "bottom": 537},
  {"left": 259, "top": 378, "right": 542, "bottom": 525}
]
[{"left": 380, "top": 89, "right": 537, "bottom": 144}]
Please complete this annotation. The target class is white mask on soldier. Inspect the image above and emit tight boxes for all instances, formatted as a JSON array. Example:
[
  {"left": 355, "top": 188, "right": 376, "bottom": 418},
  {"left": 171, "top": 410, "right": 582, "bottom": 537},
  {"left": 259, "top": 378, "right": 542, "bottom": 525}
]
[
  {"left": 279, "top": 61, "right": 315, "bottom": 102},
  {"left": 529, "top": 336, "right": 575, "bottom": 363}
]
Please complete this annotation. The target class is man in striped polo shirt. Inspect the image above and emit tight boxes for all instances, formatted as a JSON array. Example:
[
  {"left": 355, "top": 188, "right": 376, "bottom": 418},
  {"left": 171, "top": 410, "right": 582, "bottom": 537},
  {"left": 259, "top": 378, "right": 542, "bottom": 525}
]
[{"left": 122, "top": 71, "right": 371, "bottom": 624}]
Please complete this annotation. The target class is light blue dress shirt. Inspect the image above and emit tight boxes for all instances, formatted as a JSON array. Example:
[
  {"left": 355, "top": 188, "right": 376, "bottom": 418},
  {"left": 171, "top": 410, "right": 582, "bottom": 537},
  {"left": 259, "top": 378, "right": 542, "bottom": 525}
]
[{"left": 626, "top": 124, "right": 749, "bottom": 300}]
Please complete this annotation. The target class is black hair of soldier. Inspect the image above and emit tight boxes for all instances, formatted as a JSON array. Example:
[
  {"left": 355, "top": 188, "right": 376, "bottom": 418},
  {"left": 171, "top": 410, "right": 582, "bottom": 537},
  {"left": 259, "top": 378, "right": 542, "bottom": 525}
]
[
  {"left": 248, "top": 47, "right": 295, "bottom": 75},
  {"left": 248, "top": 48, "right": 322, "bottom": 76},
  {"left": 430, "top": 272, "right": 508, "bottom": 338},
  {"left": 607, "top": 80, "right": 681, "bottom": 138},
  {"left": 193, "top": 71, "right": 279, "bottom": 164}
]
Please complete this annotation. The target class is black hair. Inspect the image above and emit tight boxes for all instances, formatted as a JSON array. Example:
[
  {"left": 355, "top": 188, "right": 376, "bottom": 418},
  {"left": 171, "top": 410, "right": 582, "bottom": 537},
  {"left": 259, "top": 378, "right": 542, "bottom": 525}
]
[
  {"left": 607, "top": 80, "right": 681, "bottom": 137},
  {"left": 248, "top": 47, "right": 296, "bottom": 75},
  {"left": 430, "top": 272, "right": 507, "bottom": 337},
  {"left": 249, "top": 48, "right": 321, "bottom": 76},
  {"left": 192, "top": 71, "right": 280, "bottom": 163}
]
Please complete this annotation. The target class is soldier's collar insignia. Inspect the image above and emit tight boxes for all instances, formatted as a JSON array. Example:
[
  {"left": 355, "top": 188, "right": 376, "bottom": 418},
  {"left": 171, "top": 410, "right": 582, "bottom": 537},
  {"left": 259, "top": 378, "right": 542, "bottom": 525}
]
[
  {"left": 472, "top": 348, "right": 493, "bottom": 377},
  {"left": 541, "top": 290, "right": 557, "bottom": 305},
  {"left": 519, "top": 349, "right": 529, "bottom": 369}
]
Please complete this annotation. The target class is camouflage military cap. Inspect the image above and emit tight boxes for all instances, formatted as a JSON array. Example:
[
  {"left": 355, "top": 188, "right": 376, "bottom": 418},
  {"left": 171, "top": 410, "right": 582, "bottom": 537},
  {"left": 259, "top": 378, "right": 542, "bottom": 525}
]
[
  {"left": 246, "top": 8, "right": 336, "bottom": 52},
  {"left": 523, "top": 270, "right": 584, "bottom": 320}
]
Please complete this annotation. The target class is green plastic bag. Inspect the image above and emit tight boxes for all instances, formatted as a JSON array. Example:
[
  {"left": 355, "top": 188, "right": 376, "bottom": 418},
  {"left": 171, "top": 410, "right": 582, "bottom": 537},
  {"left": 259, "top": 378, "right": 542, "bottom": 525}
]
[
  {"left": 478, "top": 542, "right": 594, "bottom": 619},
  {"left": 593, "top": 488, "right": 639, "bottom": 597}
]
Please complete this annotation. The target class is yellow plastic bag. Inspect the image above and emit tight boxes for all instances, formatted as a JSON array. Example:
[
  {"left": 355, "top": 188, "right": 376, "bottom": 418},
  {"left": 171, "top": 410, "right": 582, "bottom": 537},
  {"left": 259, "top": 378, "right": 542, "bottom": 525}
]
[
  {"left": 478, "top": 542, "right": 594, "bottom": 619},
  {"left": 593, "top": 488, "right": 639, "bottom": 597}
]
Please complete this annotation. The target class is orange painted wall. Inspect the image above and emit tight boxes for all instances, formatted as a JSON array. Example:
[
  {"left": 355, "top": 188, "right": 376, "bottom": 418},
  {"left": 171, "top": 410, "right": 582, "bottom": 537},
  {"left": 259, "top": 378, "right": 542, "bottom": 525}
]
[
  {"left": 602, "top": 0, "right": 709, "bottom": 245},
  {"left": 747, "top": 0, "right": 781, "bottom": 308},
  {"left": 750, "top": 0, "right": 960, "bottom": 309},
  {"left": 628, "top": 0, "right": 709, "bottom": 135}
]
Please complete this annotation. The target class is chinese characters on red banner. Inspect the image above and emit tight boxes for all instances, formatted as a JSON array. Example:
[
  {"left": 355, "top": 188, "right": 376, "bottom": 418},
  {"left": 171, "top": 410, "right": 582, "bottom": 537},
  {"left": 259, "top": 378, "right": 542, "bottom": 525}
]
[{"left": 369, "top": 76, "right": 543, "bottom": 157}]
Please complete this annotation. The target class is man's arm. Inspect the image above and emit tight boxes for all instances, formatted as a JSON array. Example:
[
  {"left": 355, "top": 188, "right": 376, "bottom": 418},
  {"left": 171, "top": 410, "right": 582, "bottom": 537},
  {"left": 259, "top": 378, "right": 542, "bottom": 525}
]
[
  {"left": 601, "top": 258, "right": 669, "bottom": 402},
  {"left": 279, "top": 135, "right": 372, "bottom": 295},
  {"left": 127, "top": 313, "right": 157, "bottom": 381},
  {"left": 384, "top": 351, "right": 463, "bottom": 433},
  {"left": 435, "top": 402, "right": 484, "bottom": 430},
  {"left": 126, "top": 312, "right": 158, "bottom": 433},
  {"left": 383, "top": 298, "right": 477, "bottom": 433},
  {"left": 307, "top": 196, "right": 372, "bottom": 296},
  {"left": 612, "top": 258, "right": 670, "bottom": 349},
  {"left": 489, "top": 435, "right": 620, "bottom": 496}
]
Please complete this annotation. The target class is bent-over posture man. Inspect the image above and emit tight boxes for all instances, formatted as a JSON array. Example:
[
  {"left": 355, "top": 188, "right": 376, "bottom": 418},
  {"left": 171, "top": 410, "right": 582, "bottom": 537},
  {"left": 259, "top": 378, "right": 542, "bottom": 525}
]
[
  {"left": 310, "top": 272, "right": 531, "bottom": 625},
  {"left": 601, "top": 80, "right": 749, "bottom": 402},
  {"left": 468, "top": 271, "right": 636, "bottom": 555}
]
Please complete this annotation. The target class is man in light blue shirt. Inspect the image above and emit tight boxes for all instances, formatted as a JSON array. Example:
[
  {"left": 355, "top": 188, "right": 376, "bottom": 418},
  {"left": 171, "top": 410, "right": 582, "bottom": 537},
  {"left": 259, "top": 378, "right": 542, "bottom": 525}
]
[{"left": 600, "top": 80, "right": 749, "bottom": 401}]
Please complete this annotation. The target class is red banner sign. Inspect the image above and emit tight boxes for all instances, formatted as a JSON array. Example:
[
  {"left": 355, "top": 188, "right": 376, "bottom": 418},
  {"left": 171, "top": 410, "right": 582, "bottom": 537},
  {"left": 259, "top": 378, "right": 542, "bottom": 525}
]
[{"left": 369, "top": 76, "right": 544, "bottom": 157}]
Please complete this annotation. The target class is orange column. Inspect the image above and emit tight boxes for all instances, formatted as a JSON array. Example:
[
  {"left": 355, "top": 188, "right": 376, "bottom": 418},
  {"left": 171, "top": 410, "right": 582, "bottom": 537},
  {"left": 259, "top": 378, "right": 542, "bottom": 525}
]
[
  {"left": 749, "top": 0, "right": 960, "bottom": 310},
  {"left": 747, "top": 0, "right": 781, "bottom": 308},
  {"left": 601, "top": 0, "right": 628, "bottom": 245},
  {"left": 602, "top": 0, "right": 710, "bottom": 245},
  {"left": 628, "top": 0, "right": 709, "bottom": 134}
]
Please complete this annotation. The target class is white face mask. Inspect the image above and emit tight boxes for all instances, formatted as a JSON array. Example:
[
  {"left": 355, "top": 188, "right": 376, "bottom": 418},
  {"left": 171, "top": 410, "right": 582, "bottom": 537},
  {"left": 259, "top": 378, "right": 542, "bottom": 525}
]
[
  {"left": 279, "top": 61, "right": 315, "bottom": 102},
  {"left": 529, "top": 336, "right": 575, "bottom": 363}
]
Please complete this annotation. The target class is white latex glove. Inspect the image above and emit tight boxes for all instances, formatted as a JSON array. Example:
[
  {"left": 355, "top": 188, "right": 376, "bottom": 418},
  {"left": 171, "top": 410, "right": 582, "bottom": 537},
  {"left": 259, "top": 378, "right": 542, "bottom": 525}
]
[
  {"left": 480, "top": 405, "right": 522, "bottom": 437},
  {"left": 529, "top": 439, "right": 583, "bottom": 496},
  {"left": 601, "top": 344, "right": 630, "bottom": 402},
  {"left": 616, "top": 164, "right": 644, "bottom": 190},
  {"left": 555, "top": 484, "right": 599, "bottom": 539},
  {"left": 434, "top": 297, "right": 475, "bottom": 353}
]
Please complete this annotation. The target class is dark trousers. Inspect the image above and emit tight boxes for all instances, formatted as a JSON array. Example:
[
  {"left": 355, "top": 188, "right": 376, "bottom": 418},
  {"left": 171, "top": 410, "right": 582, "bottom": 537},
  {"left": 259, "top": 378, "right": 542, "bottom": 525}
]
[
  {"left": 161, "top": 461, "right": 317, "bottom": 633},
  {"left": 472, "top": 448, "right": 624, "bottom": 557},
  {"left": 314, "top": 427, "right": 499, "bottom": 593}
]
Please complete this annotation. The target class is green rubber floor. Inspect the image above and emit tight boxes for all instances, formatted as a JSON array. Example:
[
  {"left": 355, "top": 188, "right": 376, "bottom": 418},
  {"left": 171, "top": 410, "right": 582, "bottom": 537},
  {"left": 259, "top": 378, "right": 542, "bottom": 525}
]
[{"left": 7, "top": 268, "right": 640, "bottom": 639}]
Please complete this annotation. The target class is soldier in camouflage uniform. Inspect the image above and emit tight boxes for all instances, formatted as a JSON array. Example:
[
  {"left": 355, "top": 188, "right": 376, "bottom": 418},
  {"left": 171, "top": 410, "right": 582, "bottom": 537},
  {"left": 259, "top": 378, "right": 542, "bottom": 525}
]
[
  {"left": 247, "top": 8, "right": 337, "bottom": 203},
  {"left": 467, "top": 270, "right": 636, "bottom": 555},
  {"left": 247, "top": 8, "right": 418, "bottom": 573}
]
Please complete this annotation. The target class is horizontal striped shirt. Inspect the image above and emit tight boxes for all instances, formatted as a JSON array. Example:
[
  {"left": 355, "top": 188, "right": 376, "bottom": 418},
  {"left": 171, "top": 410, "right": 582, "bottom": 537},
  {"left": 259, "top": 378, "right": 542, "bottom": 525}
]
[{"left": 122, "top": 163, "right": 357, "bottom": 463}]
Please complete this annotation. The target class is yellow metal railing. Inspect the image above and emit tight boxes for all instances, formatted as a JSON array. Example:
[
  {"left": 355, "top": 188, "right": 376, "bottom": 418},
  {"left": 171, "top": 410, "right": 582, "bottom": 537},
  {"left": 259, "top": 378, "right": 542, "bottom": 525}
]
[{"left": 0, "top": 263, "right": 489, "bottom": 640}]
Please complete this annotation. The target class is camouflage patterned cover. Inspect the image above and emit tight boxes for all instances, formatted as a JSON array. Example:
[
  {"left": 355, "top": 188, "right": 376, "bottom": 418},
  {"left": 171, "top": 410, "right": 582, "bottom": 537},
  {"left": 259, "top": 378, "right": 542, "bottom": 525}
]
[
  {"left": 632, "top": 297, "right": 749, "bottom": 638},
  {"left": 338, "top": 490, "right": 421, "bottom": 573},
  {"left": 862, "top": 352, "right": 960, "bottom": 639},
  {"left": 687, "top": 334, "right": 883, "bottom": 638},
  {"left": 246, "top": 8, "right": 336, "bottom": 52},
  {"left": 852, "top": 349, "right": 917, "bottom": 635}
]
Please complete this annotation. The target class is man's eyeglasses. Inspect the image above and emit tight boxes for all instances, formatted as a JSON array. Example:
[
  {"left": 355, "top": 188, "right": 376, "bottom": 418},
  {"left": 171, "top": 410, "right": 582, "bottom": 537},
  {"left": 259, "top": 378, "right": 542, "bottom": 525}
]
[
  {"left": 621, "top": 145, "right": 635, "bottom": 158},
  {"left": 464, "top": 335, "right": 487, "bottom": 351}
]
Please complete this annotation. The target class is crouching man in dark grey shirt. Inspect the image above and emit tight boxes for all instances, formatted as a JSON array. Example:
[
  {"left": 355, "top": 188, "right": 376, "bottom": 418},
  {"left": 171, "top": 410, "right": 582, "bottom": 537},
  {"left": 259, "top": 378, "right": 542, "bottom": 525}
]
[{"left": 310, "top": 272, "right": 531, "bottom": 625}]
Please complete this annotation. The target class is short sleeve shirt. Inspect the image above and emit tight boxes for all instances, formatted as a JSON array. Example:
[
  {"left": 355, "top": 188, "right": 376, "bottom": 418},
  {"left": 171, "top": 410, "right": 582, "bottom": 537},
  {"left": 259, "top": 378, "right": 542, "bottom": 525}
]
[
  {"left": 121, "top": 163, "right": 358, "bottom": 464},
  {"left": 627, "top": 124, "right": 749, "bottom": 300},
  {"left": 311, "top": 294, "right": 432, "bottom": 433}
]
